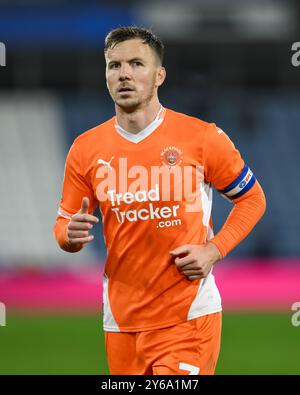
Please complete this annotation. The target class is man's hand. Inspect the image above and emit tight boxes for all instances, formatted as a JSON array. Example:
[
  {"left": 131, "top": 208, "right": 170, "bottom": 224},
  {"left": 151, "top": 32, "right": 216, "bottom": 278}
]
[
  {"left": 170, "top": 243, "right": 222, "bottom": 281},
  {"left": 66, "top": 197, "right": 99, "bottom": 247}
]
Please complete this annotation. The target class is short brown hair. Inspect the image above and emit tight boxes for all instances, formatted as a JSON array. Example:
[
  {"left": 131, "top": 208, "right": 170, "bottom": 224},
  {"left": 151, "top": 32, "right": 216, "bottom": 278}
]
[{"left": 104, "top": 26, "right": 164, "bottom": 65}]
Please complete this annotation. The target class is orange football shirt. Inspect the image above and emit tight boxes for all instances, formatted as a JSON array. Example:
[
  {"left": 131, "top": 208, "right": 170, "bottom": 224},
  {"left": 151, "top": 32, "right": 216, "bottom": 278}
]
[{"left": 56, "top": 108, "right": 247, "bottom": 332}]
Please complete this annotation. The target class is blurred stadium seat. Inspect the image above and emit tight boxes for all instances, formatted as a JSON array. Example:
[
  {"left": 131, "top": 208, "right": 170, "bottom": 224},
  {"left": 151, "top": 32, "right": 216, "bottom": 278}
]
[{"left": 0, "top": 92, "right": 98, "bottom": 266}]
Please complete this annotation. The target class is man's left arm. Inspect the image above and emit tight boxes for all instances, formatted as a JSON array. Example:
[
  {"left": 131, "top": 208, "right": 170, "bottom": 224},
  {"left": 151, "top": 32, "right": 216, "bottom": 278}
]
[
  {"left": 210, "top": 178, "right": 266, "bottom": 259},
  {"left": 170, "top": 123, "right": 266, "bottom": 280}
]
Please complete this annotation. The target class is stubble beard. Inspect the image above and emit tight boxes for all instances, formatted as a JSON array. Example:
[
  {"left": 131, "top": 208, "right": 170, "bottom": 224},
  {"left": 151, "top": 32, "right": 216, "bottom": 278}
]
[
  {"left": 115, "top": 95, "right": 142, "bottom": 113},
  {"left": 113, "top": 78, "right": 157, "bottom": 113}
]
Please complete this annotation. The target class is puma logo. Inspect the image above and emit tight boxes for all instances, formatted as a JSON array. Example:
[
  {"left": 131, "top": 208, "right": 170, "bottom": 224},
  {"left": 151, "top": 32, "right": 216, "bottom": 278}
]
[{"left": 97, "top": 156, "right": 114, "bottom": 171}]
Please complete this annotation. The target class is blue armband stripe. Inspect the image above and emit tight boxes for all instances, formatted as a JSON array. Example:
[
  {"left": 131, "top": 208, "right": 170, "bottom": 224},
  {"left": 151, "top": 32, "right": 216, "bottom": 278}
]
[
  {"left": 230, "top": 174, "right": 256, "bottom": 199},
  {"left": 221, "top": 164, "right": 249, "bottom": 193}
]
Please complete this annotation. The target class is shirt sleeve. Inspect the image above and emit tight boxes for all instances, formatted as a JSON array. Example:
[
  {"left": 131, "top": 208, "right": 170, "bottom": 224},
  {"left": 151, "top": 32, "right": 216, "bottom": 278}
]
[
  {"left": 209, "top": 181, "right": 266, "bottom": 258},
  {"left": 204, "top": 123, "right": 266, "bottom": 257},
  {"left": 57, "top": 142, "right": 98, "bottom": 219},
  {"left": 204, "top": 123, "right": 245, "bottom": 191},
  {"left": 53, "top": 141, "right": 98, "bottom": 252}
]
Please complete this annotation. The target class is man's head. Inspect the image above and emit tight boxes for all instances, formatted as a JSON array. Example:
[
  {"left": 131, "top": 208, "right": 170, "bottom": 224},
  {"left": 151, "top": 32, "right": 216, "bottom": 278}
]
[{"left": 104, "top": 26, "right": 166, "bottom": 112}]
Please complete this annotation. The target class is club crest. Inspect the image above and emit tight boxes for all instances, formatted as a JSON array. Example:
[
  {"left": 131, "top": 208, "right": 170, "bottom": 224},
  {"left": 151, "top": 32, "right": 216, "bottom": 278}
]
[{"left": 160, "top": 146, "right": 183, "bottom": 167}]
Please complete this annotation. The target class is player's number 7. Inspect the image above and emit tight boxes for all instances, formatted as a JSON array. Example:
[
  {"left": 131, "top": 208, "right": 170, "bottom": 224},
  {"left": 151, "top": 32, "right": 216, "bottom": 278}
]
[{"left": 179, "top": 362, "right": 200, "bottom": 375}]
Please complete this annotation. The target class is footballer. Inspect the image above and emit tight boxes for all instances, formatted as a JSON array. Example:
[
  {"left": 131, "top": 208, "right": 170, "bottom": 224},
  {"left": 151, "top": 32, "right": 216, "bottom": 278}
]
[{"left": 54, "top": 26, "right": 266, "bottom": 375}]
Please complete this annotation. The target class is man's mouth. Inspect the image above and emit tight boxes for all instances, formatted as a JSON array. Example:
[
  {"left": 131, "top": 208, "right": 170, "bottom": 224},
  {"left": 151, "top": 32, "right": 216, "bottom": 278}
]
[{"left": 118, "top": 87, "right": 134, "bottom": 93}]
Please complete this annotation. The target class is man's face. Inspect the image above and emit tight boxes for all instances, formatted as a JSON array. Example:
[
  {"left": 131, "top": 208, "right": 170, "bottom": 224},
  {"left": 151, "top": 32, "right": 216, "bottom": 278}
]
[{"left": 105, "top": 39, "right": 165, "bottom": 111}]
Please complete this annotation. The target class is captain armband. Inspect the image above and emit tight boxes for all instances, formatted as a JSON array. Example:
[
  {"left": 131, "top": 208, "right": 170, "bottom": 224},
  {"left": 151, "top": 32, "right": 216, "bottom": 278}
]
[{"left": 219, "top": 164, "right": 256, "bottom": 200}]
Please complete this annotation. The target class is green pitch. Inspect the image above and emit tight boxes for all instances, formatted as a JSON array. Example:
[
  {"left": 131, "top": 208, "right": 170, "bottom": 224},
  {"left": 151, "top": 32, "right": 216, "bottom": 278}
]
[{"left": 0, "top": 312, "right": 299, "bottom": 375}]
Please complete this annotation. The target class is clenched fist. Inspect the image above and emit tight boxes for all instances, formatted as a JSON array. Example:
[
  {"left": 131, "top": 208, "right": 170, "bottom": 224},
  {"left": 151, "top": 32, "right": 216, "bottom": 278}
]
[{"left": 170, "top": 243, "right": 221, "bottom": 281}]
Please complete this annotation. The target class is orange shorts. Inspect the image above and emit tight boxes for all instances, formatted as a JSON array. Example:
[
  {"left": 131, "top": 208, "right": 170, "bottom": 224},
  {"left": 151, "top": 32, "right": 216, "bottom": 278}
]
[{"left": 104, "top": 312, "right": 222, "bottom": 375}]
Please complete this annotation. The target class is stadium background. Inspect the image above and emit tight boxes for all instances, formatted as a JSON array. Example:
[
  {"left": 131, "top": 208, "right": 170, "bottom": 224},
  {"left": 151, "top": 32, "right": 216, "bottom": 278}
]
[{"left": 0, "top": 0, "right": 299, "bottom": 374}]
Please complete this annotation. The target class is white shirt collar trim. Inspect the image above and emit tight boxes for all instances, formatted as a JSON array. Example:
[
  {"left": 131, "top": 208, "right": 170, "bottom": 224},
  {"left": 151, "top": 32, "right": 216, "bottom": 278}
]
[{"left": 114, "top": 106, "right": 165, "bottom": 144}]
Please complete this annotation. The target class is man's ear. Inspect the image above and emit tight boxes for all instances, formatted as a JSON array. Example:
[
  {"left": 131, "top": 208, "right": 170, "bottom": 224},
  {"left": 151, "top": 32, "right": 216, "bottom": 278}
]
[{"left": 156, "top": 66, "right": 166, "bottom": 88}]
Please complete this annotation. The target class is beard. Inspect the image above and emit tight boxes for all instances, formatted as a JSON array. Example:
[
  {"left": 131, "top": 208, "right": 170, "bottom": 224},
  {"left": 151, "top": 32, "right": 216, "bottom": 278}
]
[
  {"left": 111, "top": 76, "right": 157, "bottom": 113},
  {"left": 114, "top": 95, "right": 142, "bottom": 112}
]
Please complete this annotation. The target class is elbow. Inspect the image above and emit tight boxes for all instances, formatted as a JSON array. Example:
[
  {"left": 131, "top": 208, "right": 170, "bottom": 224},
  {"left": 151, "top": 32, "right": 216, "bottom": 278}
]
[
  {"left": 261, "top": 191, "right": 267, "bottom": 217},
  {"left": 257, "top": 183, "right": 267, "bottom": 221}
]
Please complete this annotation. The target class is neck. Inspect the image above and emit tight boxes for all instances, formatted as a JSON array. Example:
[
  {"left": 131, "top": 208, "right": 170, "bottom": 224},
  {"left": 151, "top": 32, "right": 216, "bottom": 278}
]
[{"left": 115, "top": 98, "right": 162, "bottom": 134}]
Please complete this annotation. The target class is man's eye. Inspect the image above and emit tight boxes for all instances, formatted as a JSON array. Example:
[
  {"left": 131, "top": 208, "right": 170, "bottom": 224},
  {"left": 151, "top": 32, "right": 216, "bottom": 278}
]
[
  {"left": 133, "top": 61, "right": 143, "bottom": 66},
  {"left": 110, "top": 64, "right": 119, "bottom": 69}
]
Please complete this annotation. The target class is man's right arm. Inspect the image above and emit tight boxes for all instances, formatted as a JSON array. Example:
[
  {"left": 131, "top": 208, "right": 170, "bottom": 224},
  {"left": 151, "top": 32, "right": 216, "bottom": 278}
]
[
  {"left": 54, "top": 216, "right": 83, "bottom": 253},
  {"left": 53, "top": 197, "right": 99, "bottom": 253},
  {"left": 53, "top": 141, "right": 99, "bottom": 253}
]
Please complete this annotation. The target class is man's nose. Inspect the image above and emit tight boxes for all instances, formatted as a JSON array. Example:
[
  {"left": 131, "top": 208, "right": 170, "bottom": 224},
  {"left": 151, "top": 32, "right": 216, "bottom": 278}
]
[{"left": 119, "top": 63, "right": 131, "bottom": 80}]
